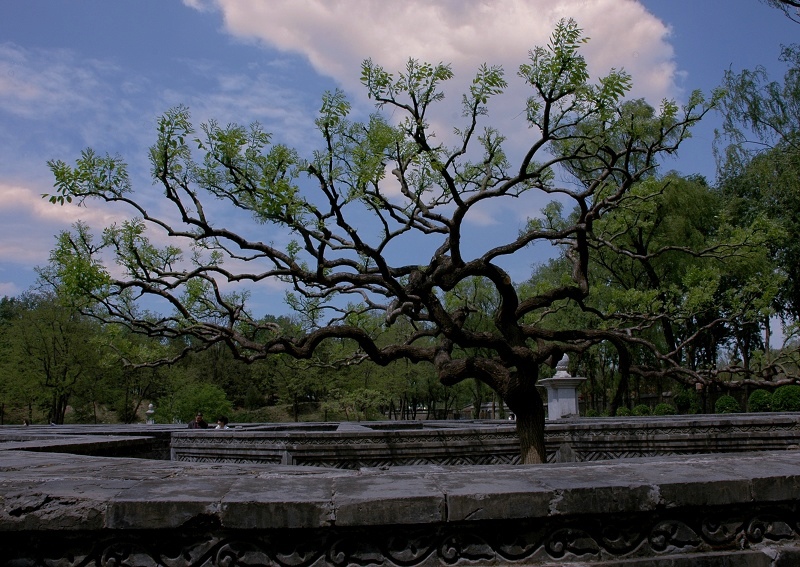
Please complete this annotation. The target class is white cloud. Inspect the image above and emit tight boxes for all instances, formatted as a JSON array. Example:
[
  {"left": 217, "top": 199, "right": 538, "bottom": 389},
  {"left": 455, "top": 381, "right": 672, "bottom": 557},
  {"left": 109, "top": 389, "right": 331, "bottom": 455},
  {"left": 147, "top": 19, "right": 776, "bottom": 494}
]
[
  {"left": 199, "top": 0, "right": 679, "bottom": 103},
  {"left": 0, "top": 281, "right": 21, "bottom": 297},
  {"left": 181, "top": 0, "right": 217, "bottom": 12},
  {"left": 0, "top": 44, "right": 114, "bottom": 121}
]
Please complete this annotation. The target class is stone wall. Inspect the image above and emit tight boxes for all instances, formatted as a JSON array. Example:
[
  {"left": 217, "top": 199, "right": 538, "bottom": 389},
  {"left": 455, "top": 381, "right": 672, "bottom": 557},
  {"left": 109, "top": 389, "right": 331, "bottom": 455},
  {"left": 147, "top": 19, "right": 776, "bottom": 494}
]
[
  {"left": 4, "top": 416, "right": 800, "bottom": 565},
  {"left": 546, "top": 413, "right": 800, "bottom": 461},
  {"left": 169, "top": 413, "right": 800, "bottom": 467},
  {"left": 171, "top": 422, "right": 520, "bottom": 467},
  {"left": 0, "top": 423, "right": 176, "bottom": 460},
  {"left": 2, "top": 448, "right": 800, "bottom": 565}
]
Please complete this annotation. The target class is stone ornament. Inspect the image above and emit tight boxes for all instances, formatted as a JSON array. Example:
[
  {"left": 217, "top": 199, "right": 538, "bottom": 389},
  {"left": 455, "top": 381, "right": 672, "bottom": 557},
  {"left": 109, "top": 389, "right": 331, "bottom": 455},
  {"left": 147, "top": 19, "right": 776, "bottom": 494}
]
[{"left": 5, "top": 507, "right": 800, "bottom": 566}]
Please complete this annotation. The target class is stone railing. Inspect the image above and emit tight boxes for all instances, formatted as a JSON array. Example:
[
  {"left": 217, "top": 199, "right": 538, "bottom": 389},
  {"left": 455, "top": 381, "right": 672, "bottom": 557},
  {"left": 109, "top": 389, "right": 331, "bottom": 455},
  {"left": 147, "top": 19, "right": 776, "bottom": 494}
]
[
  {"left": 168, "top": 413, "right": 800, "bottom": 467},
  {"left": 2, "top": 446, "right": 800, "bottom": 565},
  {"left": 4, "top": 416, "right": 800, "bottom": 565},
  {"left": 171, "top": 421, "right": 521, "bottom": 467},
  {"left": 546, "top": 412, "right": 800, "bottom": 461}
]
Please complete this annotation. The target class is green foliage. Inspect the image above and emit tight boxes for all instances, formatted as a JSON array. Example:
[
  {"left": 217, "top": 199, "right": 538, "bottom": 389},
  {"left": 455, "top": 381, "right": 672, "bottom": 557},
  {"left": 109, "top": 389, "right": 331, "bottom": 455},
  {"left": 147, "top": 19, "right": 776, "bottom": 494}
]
[
  {"left": 615, "top": 407, "right": 632, "bottom": 416},
  {"left": 717, "top": 43, "right": 800, "bottom": 323},
  {"left": 518, "top": 19, "right": 630, "bottom": 125},
  {"left": 575, "top": 165, "right": 779, "bottom": 388},
  {"left": 160, "top": 382, "right": 232, "bottom": 424},
  {"left": 772, "top": 385, "right": 800, "bottom": 412},
  {"left": 361, "top": 57, "right": 455, "bottom": 109},
  {"left": 39, "top": 222, "right": 110, "bottom": 300},
  {"left": 244, "top": 385, "right": 264, "bottom": 410},
  {"left": 46, "top": 148, "right": 132, "bottom": 205},
  {"left": 632, "top": 404, "right": 651, "bottom": 416},
  {"left": 748, "top": 389, "right": 773, "bottom": 412},
  {"left": 584, "top": 408, "right": 600, "bottom": 417},
  {"left": 229, "top": 405, "right": 294, "bottom": 424},
  {"left": 714, "top": 394, "right": 741, "bottom": 414},
  {"left": 0, "top": 292, "right": 109, "bottom": 424},
  {"left": 673, "top": 389, "right": 701, "bottom": 414},
  {"left": 653, "top": 403, "right": 677, "bottom": 416},
  {"left": 323, "top": 387, "right": 388, "bottom": 421}
]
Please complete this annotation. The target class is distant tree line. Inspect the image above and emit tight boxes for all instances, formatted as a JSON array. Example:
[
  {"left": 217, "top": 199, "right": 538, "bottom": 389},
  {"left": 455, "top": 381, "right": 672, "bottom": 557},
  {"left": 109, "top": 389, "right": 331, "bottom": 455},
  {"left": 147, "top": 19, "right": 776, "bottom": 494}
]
[
  {"left": 1, "top": 262, "right": 798, "bottom": 425},
  {"left": 0, "top": 292, "right": 498, "bottom": 424}
]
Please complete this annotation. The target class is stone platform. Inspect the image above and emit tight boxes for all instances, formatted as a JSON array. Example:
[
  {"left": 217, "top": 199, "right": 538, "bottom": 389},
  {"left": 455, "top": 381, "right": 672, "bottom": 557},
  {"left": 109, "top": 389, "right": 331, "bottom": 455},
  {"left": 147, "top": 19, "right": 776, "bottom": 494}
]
[
  {"left": 3, "top": 417, "right": 800, "bottom": 565},
  {"left": 3, "top": 447, "right": 800, "bottom": 565}
]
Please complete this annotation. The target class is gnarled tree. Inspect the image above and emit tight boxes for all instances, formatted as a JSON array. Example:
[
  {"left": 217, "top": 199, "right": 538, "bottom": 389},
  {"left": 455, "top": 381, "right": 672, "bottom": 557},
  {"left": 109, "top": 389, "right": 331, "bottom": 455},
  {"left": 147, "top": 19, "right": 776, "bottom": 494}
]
[{"left": 45, "top": 20, "right": 712, "bottom": 463}]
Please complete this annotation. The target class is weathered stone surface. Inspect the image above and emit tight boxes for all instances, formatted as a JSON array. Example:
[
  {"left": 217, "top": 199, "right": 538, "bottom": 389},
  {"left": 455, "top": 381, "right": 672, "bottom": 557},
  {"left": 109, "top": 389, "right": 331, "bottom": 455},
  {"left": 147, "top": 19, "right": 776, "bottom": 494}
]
[
  {"left": 4, "top": 448, "right": 800, "bottom": 533},
  {"left": 164, "top": 413, "right": 800, "bottom": 466},
  {"left": 742, "top": 452, "right": 800, "bottom": 501},
  {"left": 107, "top": 475, "right": 237, "bottom": 529},
  {"left": 0, "top": 481, "right": 114, "bottom": 531},
  {"left": 574, "top": 550, "right": 773, "bottom": 566},
  {"left": 3, "top": 420, "right": 800, "bottom": 565},
  {"left": 221, "top": 474, "right": 338, "bottom": 529},
  {"left": 628, "top": 456, "right": 753, "bottom": 508},
  {"left": 8, "top": 414, "right": 800, "bottom": 466},
  {"left": 333, "top": 469, "right": 446, "bottom": 526},
  {"left": 434, "top": 467, "right": 552, "bottom": 521},
  {"left": 773, "top": 545, "right": 800, "bottom": 566}
]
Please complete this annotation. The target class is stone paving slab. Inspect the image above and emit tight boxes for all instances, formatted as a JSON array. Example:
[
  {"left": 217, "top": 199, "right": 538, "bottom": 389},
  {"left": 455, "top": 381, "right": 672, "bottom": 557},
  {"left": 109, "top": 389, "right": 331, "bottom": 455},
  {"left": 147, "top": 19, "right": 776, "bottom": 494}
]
[
  {"left": 333, "top": 471, "right": 445, "bottom": 526},
  {"left": 3, "top": 446, "right": 800, "bottom": 532},
  {"left": 222, "top": 475, "right": 337, "bottom": 529},
  {"left": 0, "top": 434, "right": 156, "bottom": 453},
  {"left": 429, "top": 468, "right": 552, "bottom": 521}
]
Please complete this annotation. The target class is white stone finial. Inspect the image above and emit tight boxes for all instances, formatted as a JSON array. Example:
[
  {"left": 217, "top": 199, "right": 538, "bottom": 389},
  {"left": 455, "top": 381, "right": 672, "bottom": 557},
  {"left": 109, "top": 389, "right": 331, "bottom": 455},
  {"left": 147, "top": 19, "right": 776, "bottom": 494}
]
[{"left": 540, "top": 353, "right": 585, "bottom": 420}]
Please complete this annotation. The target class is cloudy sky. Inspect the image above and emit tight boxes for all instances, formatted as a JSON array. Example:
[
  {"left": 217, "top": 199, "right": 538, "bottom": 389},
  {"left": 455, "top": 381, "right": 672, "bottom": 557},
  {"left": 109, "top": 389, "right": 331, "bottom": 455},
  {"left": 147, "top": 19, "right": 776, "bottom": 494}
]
[{"left": 0, "top": 0, "right": 797, "bottom": 312}]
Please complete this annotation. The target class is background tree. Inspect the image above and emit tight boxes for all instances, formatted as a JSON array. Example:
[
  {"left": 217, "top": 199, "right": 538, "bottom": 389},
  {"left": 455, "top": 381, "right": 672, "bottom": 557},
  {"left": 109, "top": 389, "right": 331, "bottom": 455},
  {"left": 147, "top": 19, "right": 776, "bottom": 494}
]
[
  {"left": 715, "top": 28, "right": 800, "bottom": 388},
  {"left": 589, "top": 173, "right": 776, "bottom": 399},
  {"left": 44, "top": 20, "right": 713, "bottom": 463},
  {"left": 156, "top": 378, "right": 232, "bottom": 424},
  {"left": 519, "top": 169, "right": 775, "bottom": 415},
  {"left": 0, "top": 292, "right": 104, "bottom": 424},
  {"left": 717, "top": 42, "right": 800, "bottom": 317},
  {"left": 100, "top": 326, "right": 175, "bottom": 423},
  {"left": 0, "top": 297, "right": 39, "bottom": 424}
]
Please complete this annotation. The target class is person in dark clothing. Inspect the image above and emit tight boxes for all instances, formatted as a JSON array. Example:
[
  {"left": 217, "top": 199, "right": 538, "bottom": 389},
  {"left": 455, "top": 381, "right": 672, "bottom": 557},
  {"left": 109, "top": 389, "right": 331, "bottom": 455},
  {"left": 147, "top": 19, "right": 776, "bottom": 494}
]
[{"left": 188, "top": 413, "right": 208, "bottom": 429}]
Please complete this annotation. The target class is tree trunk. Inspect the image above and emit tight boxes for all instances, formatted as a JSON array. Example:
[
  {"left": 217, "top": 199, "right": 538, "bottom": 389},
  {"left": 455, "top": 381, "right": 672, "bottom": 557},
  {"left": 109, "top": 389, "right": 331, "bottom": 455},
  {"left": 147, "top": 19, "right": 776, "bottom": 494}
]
[
  {"left": 609, "top": 347, "right": 631, "bottom": 417},
  {"left": 514, "top": 398, "right": 547, "bottom": 464},
  {"left": 483, "top": 365, "right": 547, "bottom": 465},
  {"left": 502, "top": 373, "right": 547, "bottom": 464},
  {"left": 443, "top": 360, "right": 547, "bottom": 463}
]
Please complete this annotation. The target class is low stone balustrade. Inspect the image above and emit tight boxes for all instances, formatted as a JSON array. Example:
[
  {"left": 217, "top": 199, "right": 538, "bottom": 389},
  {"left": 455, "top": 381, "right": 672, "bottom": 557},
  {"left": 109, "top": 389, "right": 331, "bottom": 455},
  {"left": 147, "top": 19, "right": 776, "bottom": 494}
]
[
  {"left": 3, "top": 415, "right": 800, "bottom": 565},
  {"left": 2, "top": 447, "right": 800, "bottom": 565},
  {"left": 169, "top": 413, "right": 800, "bottom": 466}
]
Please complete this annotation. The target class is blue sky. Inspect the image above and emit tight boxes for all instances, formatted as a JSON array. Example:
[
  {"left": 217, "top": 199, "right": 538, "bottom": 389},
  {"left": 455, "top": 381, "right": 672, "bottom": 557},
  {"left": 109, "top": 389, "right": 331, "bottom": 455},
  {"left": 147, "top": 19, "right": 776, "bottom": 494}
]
[{"left": 0, "top": 0, "right": 797, "bottom": 315}]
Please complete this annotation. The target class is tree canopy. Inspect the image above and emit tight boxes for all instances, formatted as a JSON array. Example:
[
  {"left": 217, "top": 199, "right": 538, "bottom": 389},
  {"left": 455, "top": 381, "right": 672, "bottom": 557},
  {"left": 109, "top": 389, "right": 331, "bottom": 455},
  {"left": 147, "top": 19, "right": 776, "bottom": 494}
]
[
  {"left": 43, "top": 20, "right": 719, "bottom": 463},
  {"left": 712, "top": 22, "right": 800, "bottom": 387}
]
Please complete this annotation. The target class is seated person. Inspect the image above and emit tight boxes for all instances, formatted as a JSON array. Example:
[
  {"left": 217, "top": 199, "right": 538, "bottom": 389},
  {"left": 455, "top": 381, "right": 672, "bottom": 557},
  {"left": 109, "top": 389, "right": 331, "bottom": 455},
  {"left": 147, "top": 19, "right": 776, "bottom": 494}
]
[{"left": 188, "top": 413, "right": 208, "bottom": 429}]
